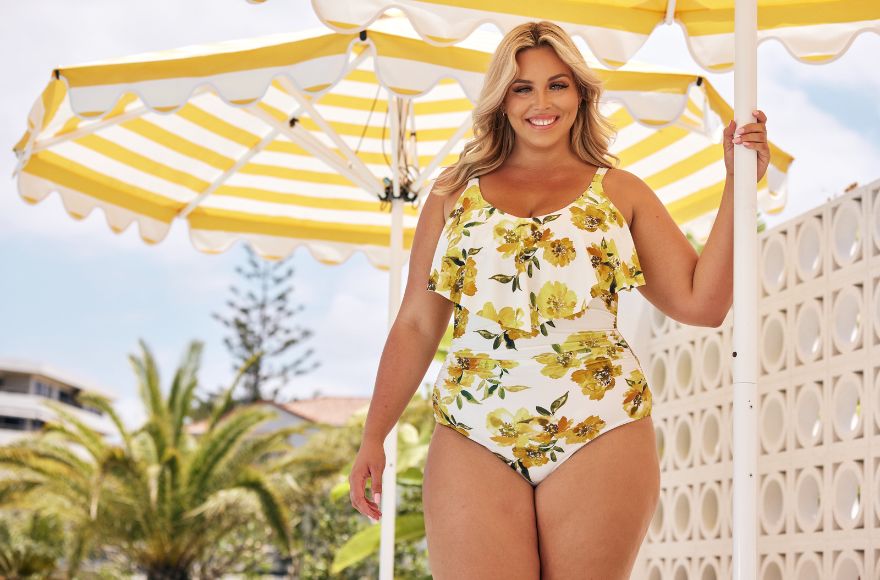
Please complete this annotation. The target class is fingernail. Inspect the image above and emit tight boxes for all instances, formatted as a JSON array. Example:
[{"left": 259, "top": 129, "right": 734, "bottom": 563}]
[{"left": 375, "top": 492, "right": 381, "bottom": 504}]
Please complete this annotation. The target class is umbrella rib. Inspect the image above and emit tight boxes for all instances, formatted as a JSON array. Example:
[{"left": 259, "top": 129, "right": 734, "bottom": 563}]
[
  {"left": 276, "top": 73, "right": 378, "bottom": 193},
  {"left": 176, "top": 126, "right": 281, "bottom": 220},
  {"left": 410, "top": 116, "right": 473, "bottom": 197},
  {"left": 27, "top": 86, "right": 215, "bottom": 157},
  {"left": 245, "top": 105, "right": 382, "bottom": 197}
]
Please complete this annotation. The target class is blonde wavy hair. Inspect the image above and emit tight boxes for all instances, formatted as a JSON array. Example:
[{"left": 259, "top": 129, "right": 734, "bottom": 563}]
[{"left": 430, "top": 20, "right": 620, "bottom": 197}]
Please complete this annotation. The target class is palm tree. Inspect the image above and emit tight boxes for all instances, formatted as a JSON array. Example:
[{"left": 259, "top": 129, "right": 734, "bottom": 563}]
[
  {"left": 0, "top": 510, "right": 65, "bottom": 579},
  {"left": 0, "top": 340, "right": 299, "bottom": 579}
]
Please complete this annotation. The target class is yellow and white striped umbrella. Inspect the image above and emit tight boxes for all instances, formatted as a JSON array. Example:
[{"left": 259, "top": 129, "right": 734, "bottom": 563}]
[
  {"left": 13, "top": 17, "right": 791, "bottom": 267},
  {"left": 290, "top": 0, "right": 879, "bottom": 71}
]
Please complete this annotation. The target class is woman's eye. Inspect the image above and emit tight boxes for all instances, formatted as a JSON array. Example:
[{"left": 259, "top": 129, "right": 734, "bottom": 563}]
[{"left": 513, "top": 83, "right": 568, "bottom": 94}]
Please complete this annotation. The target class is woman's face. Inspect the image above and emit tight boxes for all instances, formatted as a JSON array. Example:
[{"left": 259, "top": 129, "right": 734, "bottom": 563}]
[{"left": 502, "top": 45, "right": 580, "bottom": 147}]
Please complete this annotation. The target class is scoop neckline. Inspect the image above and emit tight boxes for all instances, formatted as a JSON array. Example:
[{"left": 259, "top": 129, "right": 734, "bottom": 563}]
[
  {"left": 473, "top": 175, "right": 595, "bottom": 221},
  {"left": 472, "top": 167, "right": 629, "bottom": 223}
]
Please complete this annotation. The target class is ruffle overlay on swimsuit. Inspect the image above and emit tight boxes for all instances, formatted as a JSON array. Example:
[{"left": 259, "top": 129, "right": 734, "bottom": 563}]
[{"left": 427, "top": 166, "right": 646, "bottom": 337}]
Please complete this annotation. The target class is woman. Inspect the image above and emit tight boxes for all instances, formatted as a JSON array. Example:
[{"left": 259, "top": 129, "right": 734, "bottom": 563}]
[{"left": 350, "top": 20, "right": 770, "bottom": 579}]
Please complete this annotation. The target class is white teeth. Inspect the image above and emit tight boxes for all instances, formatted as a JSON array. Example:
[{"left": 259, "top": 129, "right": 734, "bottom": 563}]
[{"left": 529, "top": 117, "right": 557, "bottom": 126}]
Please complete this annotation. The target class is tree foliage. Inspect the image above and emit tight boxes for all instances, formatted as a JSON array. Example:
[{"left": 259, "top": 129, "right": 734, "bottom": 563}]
[
  {"left": 211, "top": 245, "right": 320, "bottom": 404},
  {"left": 0, "top": 339, "right": 299, "bottom": 580}
]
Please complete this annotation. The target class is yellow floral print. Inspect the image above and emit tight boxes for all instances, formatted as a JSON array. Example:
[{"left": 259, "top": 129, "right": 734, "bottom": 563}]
[
  {"left": 622, "top": 368, "right": 652, "bottom": 419},
  {"left": 539, "top": 236, "right": 576, "bottom": 267},
  {"left": 560, "top": 415, "right": 607, "bottom": 444},
  {"left": 536, "top": 281, "right": 579, "bottom": 319},
  {"left": 571, "top": 358, "right": 623, "bottom": 400}
]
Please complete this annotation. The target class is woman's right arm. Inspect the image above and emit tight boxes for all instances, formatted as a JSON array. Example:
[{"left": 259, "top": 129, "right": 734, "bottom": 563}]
[{"left": 349, "top": 175, "right": 462, "bottom": 521}]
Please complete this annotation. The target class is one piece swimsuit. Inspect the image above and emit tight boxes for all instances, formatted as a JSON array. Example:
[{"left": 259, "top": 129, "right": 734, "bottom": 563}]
[{"left": 426, "top": 166, "right": 652, "bottom": 486}]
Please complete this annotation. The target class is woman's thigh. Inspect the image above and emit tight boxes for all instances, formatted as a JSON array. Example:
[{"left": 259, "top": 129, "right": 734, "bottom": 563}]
[
  {"left": 534, "top": 416, "right": 661, "bottom": 580},
  {"left": 422, "top": 423, "right": 541, "bottom": 580}
]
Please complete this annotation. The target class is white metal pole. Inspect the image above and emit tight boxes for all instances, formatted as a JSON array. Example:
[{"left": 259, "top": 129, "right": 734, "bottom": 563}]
[
  {"left": 378, "top": 93, "right": 403, "bottom": 580},
  {"left": 732, "top": 0, "right": 758, "bottom": 578}
]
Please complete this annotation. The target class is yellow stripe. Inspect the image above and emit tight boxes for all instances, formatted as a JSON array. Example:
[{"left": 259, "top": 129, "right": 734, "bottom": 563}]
[
  {"left": 59, "top": 34, "right": 355, "bottom": 87},
  {"left": 680, "top": 1, "right": 880, "bottom": 36},
  {"left": 22, "top": 151, "right": 182, "bottom": 222},
  {"left": 176, "top": 104, "right": 263, "bottom": 148},
  {"left": 704, "top": 82, "right": 793, "bottom": 172},
  {"left": 263, "top": 116, "right": 470, "bottom": 142},
  {"left": 370, "top": 30, "right": 492, "bottom": 73},
  {"left": 598, "top": 71, "right": 696, "bottom": 94},
  {"left": 121, "top": 118, "right": 235, "bottom": 171},
  {"left": 401, "top": 0, "right": 660, "bottom": 33},
  {"left": 74, "top": 134, "right": 210, "bottom": 192},
  {"left": 342, "top": 68, "right": 459, "bottom": 87},
  {"left": 188, "top": 206, "right": 416, "bottom": 249},
  {"left": 665, "top": 172, "right": 769, "bottom": 225},
  {"left": 215, "top": 185, "right": 419, "bottom": 217},
  {"left": 308, "top": 91, "right": 472, "bottom": 115}
]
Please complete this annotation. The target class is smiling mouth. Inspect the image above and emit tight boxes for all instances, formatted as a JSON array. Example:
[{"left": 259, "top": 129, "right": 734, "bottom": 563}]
[{"left": 527, "top": 116, "right": 559, "bottom": 128}]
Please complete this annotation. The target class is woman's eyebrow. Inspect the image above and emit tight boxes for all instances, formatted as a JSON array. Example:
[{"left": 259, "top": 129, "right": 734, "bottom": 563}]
[{"left": 511, "top": 73, "right": 571, "bottom": 84}]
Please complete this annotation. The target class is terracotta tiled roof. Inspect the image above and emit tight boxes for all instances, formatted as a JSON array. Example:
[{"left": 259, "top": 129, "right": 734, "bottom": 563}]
[
  {"left": 185, "top": 395, "right": 371, "bottom": 433},
  {"left": 280, "top": 396, "right": 371, "bottom": 427}
]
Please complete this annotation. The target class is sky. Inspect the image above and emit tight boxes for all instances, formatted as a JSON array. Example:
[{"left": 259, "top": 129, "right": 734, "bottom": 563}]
[{"left": 1, "top": 1, "right": 878, "bottom": 427}]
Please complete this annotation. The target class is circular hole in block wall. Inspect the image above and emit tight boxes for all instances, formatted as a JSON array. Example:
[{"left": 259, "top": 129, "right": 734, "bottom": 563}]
[
  {"left": 697, "top": 482, "right": 721, "bottom": 539},
  {"left": 831, "top": 199, "right": 862, "bottom": 268},
  {"left": 650, "top": 355, "right": 668, "bottom": 403},
  {"left": 759, "top": 473, "right": 786, "bottom": 535},
  {"left": 760, "top": 392, "right": 787, "bottom": 454},
  {"left": 697, "top": 558, "right": 719, "bottom": 580},
  {"left": 648, "top": 489, "right": 665, "bottom": 542},
  {"left": 674, "top": 344, "right": 695, "bottom": 398},
  {"left": 761, "top": 233, "right": 787, "bottom": 294},
  {"left": 874, "top": 191, "right": 880, "bottom": 252},
  {"left": 699, "top": 407, "right": 722, "bottom": 464},
  {"left": 875, "top": 461, "right": 880, "bottom": 526},
  {"left": 873, "top": 281, "right": 880, "bottom": 343},
  {"left": 831, "top": 549, "right": 863, "bottom": 580},
  {"left": 794, "top": 467, "right": 823, "bottom": 533},
  {"left": 650, "top": 306, "right": 669, "bottom": 337},
  {"left": 672, "top": 486, "right": 692, "bottom": 541},
  {"left": 795, "top": 217, "right": 823, "bottom": 282},
  {"left": 795, "top": 382, "right": 823, "bottom": 448},
  {"left": 875, "top": 371, "right": 880, "bottom": 434},
  {"left": 794, "top": 553, "right": 823, "bottom": 580},
  {"left": 701, "top": 334, "right": 722, "bottom": 390},
  {"left": 831, "top": 372, "right": 862, "bottom": 442},
  {"left": 761, "top": 312, "right": 786, "bottom": 374},
  {"left": 655, "top": 419, "right": 667, "bottom": 470},
  {"left": 831, "top": 286, "right": 862, "bottom": 354},
  {"left": 671, "top": 559, "right": 689, "bottom": 580},
  {"left": 646, "top": 561, "right": 664, "bottom": 580},
  {"left": 795, "top": 299, "right": 823, "bottom": 364},
  {"left": 760, "top": 555, "right": 785, "bottom": 580},
  {"left": 831, "top": 461, "right": 863, "bottom": 530},
  {"left": 673, "top": 414, "right": 693, "bottom": 469}
]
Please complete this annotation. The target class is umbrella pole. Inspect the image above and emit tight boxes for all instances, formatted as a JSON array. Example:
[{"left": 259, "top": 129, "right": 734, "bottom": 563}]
[
  {"left": 732, "top": 0, "right": 759, "bottom": 578},
  {"left": 377, "top": 94, "right": 404, "bottom": 580}
]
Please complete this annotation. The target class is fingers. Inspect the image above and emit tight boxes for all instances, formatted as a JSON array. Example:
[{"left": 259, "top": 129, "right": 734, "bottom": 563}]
[{"left": 349, "top": 465, "right": 383, "bottom": 521}]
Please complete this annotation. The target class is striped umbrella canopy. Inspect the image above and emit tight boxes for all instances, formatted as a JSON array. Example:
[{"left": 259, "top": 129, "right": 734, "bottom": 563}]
[
  {"left": 12, "top": 16, "right": 791, "bottom": 268},
  {"left": 287, "top": 0, "right": 879, "bottom": 71}
]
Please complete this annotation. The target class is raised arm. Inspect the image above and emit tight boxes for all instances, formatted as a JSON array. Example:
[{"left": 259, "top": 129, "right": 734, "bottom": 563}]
[{"left": 612, "top": 168, "right": 733, "bottom": 327}]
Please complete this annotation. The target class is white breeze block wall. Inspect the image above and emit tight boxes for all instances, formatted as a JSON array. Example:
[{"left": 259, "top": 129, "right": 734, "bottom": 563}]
[{"left": 633, "top": 176, "right": 880, "bottom": 580}]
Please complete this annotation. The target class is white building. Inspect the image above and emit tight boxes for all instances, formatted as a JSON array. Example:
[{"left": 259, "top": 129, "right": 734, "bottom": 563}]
[{"left": 0, "top": 358, "right": 115, "bottom": 445}]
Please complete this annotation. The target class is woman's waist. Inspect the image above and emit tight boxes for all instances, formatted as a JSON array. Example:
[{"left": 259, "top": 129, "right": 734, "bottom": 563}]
[{"left": 447, "top": 324, "right": 635, "bottom": 360}]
